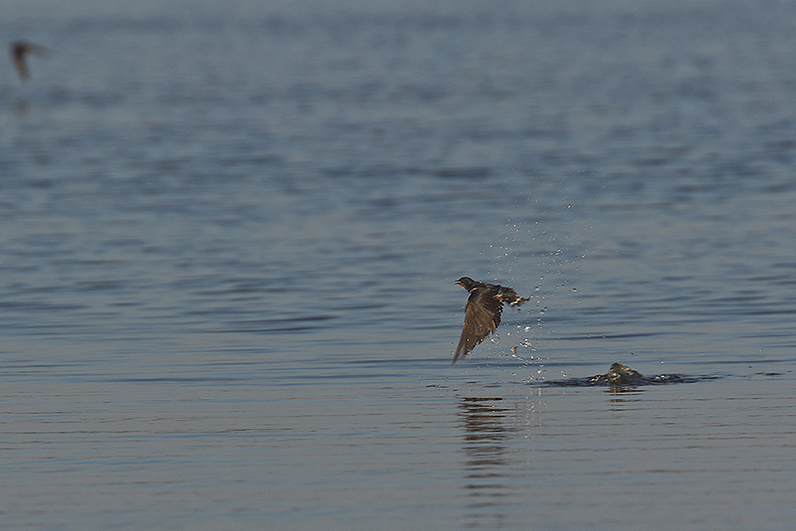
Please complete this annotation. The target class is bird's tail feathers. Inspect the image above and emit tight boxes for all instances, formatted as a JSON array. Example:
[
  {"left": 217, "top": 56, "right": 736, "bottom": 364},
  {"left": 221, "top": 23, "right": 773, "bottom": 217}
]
[
  {"left": 509, "top": 296, "right": 530, "bottom": 307},
  {"left": 495, "top": 287, "right": 529, "bottom": 307}
]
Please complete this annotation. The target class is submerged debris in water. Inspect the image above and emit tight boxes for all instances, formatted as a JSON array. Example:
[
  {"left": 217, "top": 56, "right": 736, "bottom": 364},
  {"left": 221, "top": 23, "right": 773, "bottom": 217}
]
[{"left": 540, "top": 362, "right": 707, "bottom": 390}]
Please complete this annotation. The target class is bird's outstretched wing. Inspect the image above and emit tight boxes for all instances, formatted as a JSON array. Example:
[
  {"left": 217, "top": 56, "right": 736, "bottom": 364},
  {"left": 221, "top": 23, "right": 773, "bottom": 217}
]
[
  {"left": 10, "top": 41, "right": 50, "bottom": 81},
  {"left": 453, "top": 288, "right": 504, "bottom": 363}
]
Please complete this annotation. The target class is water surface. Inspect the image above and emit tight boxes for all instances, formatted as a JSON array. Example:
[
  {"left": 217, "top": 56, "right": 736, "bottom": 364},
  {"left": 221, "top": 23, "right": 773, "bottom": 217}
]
[{"left": 1, "top": 1, "right": 795, "bottom": 529}]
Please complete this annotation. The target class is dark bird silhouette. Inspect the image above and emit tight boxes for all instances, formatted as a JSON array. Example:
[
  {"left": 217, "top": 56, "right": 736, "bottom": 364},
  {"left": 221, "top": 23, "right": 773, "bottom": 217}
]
[
  {"left": 453, "top": 277, "right": 529, "bottom": 363},
  {"left": 10, "top": 40, "right": 50, "bottom": 81}
]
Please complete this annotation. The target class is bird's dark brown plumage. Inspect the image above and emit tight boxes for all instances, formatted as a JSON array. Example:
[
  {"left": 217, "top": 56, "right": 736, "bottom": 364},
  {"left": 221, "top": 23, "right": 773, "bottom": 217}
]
[
  {"left": 453, "top": 277, "right": 529, "bottom": 363},
  {"left": 10, "top": 41, "right": 50, "bottom": 81}
]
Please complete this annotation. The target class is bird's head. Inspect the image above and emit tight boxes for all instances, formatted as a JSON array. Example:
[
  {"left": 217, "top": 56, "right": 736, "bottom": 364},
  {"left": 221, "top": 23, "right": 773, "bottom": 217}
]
[{"left": 456, "top": 277, "right": 476, "bottom": 291}]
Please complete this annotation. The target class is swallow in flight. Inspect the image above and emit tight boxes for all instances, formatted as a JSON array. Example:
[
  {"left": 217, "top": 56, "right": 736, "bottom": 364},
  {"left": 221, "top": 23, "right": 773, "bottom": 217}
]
[
  {"left": 453, "top": 277, "right": 529, "bottom": 363},
  {"left": 10, "top": 40, "right": 50, "bottom": 81}
]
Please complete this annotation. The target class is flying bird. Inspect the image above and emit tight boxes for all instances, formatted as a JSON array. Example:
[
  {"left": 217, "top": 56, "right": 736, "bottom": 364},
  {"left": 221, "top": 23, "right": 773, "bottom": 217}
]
[
  {"left": 453, "top": 277, "right": 529, "bottom": 363},
  {"left": 10, "top": 40, "right": 50, "bottom": 81}
]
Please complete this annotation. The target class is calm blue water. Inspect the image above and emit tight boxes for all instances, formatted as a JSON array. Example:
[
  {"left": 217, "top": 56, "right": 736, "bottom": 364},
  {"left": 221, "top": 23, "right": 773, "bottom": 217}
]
[{"left": 1, "top": 1, "right": 795, "bottom": 529}]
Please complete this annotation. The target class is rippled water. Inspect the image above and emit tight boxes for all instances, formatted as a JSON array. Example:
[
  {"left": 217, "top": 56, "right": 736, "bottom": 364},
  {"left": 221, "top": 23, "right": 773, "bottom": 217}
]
[{"left": 2, "top": 1, "right": 795, "bottom": 529}]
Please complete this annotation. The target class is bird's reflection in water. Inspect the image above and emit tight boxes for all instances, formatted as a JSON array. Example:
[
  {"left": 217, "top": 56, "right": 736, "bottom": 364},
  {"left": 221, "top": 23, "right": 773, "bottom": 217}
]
[
  {"left": 458, "top": 396, "right": 514, "bottom": 528},
  {"left": 14, "top": 98, "right": 29, "bottom": 115}
]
